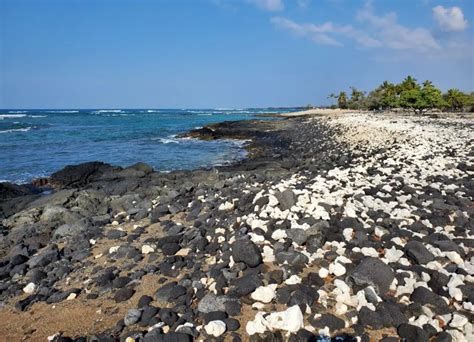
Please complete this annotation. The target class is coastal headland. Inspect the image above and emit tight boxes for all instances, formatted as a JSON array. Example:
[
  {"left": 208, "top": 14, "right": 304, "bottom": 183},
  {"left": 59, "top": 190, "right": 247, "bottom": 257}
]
[{"left": 0, "top": 110, "right": 473, "bottom": 341}]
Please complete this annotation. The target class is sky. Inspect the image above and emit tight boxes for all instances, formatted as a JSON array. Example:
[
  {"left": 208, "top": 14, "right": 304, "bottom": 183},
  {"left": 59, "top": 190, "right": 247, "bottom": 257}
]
[{"left": 1, "top": 0, "right": 473, "bottom": 108}]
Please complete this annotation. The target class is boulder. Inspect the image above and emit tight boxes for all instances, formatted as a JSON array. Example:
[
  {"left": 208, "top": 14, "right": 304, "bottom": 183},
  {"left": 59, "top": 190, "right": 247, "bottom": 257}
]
[
  {"left": 231, "top": 239, "right": 262, "bottom": 268},
  {"left": 50, "top": 161, "right": 116, "bottom": 188},
  {"left": 404, "top": 241, "right": 435, "bottom": 265},
  {"left": 347, "top": 257, "right": 394, "bottom": 294}
]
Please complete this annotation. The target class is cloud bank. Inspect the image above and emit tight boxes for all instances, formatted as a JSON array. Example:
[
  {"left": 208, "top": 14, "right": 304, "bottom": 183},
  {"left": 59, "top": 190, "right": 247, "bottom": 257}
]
[{"left": 270, "top": 1, "right": 471, "bottom": 55}]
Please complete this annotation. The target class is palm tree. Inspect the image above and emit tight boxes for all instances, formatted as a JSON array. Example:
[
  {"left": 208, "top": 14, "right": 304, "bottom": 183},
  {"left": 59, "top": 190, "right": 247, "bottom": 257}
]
[
  {"left": 337, "top": 91, "right": 348, "bottom": 109},
  {"left": 444, "top": 88, "right": 465, "bottom": 111},
  {"left": 398, "top": 76, "right": 418, "bottom": 93}
]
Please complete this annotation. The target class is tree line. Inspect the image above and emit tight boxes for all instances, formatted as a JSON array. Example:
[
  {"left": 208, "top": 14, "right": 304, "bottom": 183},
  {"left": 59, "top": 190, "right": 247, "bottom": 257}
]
[{"left": 328, "top": 76, "right": 474, "bottom": 114}]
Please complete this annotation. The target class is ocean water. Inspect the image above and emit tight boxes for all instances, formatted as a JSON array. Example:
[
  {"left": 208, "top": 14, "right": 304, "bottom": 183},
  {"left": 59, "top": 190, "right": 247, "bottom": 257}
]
[{"left": 0, "top": 108, "right": 299, "bottom": 184}]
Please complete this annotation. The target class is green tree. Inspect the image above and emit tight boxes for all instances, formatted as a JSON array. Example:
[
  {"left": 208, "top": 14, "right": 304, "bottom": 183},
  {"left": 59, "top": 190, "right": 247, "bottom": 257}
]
[
  {"left": 399, "top": 88, "right": 426, "bottom": 114},
  {"left": 444, "top": 88, "right": 467, "bottom": 111},
  {"left": 420, "top": 80, "right": 445, "bottom": 110},
  {"left": 337, "top": 91, "right": 348, "bottom": 109},
  {"left": 398, "top": 75, "right": 419, "bottom": 93},
  {"left": 365, "top": 89, "right": 383, "bottom": 110},
  {"left": 468, "top": 92, "right": 474, "bottom": 112},
  {"left": 367, "top": 81, "right": 399, "bottom": 110},
  {"left": 348, "top": 87, "right": 366, "bottom": 109},
  {"left": 379, "top": 81, "right": 399, "bottom": 109}
]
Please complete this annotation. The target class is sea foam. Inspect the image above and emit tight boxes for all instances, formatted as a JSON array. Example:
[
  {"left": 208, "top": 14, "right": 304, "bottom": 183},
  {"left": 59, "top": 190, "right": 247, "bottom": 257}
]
[
  {"left": 0, "top": 127, "right": 32, "bottom": 134},
  {"left": 0, "top": 114, "right": 27, "bottom": 119}
]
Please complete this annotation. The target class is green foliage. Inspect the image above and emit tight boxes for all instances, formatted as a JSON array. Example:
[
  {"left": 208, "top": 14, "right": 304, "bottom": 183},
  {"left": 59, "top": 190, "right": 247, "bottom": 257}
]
[
  {"left": 397, "top": 76, "right": 419, "bottom": 93},
  {"left": 399, "top": 88, "right": 425, "bottom": 114},
  {"left": 444, "top": 88, "right": 469, "bottom": 111},
  {"left": 368, "top": 81, "right": 399, "bottom": 110},
  {"left": 420, "top": 80, "right": 446, "bottom": 110},
  {"left": 330, "top": 75, "right": 471, "bottom": 114},
  {"left": 348, "top": 87, "right": 366, "bottom": 110},
  {"left": 337, "top": 91, "right": 348, "bottom": 109}
]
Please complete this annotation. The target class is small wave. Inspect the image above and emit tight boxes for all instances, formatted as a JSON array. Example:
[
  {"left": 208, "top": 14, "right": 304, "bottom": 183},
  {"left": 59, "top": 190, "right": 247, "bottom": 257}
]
[
  {"left": 8, "top": 111, "right": 28, "bottom": 114},
  {"left": 30, "top": 115, "right": 47, "bottom": 118},
  {"left": 92, "top": 109, "right": 123, "bottom": 114},
  {"left": 46, "top": 110, "right": 79, "bottom": 113},
  {"left": 197, "top": 114, "right": 212, "bottom": 116},
  {"left": 157, "top": 137, "right": 181, "bottom": 144},
  {"left": 0, "top": 114, "right": 27, "bottom": 119},
  {"left": 102, "top": 113, "right": 135, "bottom": 117},
  {"left": 151, "top": 134, "right": 193, "bottom": 144},
  {"left": 0, "top": 127, "right": 32, "bottom": 134}
]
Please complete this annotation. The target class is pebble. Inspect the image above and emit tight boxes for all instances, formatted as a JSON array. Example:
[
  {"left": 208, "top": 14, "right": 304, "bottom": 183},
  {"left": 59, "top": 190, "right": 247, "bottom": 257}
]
[
  {"left": 231, "top": 239, "right": 262, "bottom": 267},
  {"left": 23, "top": 282, "right": 36, "bottom": 294},
  {"left": 141, "top": 245, "right": 154, "bottom": 254},
  {"left": 348, "top": 257, "right": 395, "bottom": 294},
  {"left": 124, "top": 309, "right": 142, "bottom": 326},
  {"left": 265, "top": 305, "right": 305, "bottom": 333},
  {"left": 2, "top": 113, "right": 473, "bottom": 342},
  {"left": 204, "top": 320, "right": 227, "bottom": 337},
  {"left": 251, "top": 284, "right": 277, "bottom": 303},
  {"left": 329, "top": 262, "right": 346, "bottom": 277}
]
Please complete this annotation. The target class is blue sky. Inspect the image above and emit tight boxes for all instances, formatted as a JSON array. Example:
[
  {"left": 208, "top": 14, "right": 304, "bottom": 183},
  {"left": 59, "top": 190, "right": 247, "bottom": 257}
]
[{"left": 1, "top": 0, "right": 473, "bottom": 108}]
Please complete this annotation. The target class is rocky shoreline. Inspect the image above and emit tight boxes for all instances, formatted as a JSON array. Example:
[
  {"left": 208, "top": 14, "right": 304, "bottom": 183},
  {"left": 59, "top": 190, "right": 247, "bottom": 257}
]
[{"left": 0, "top": 113, "right": 473, "bottom": 341}]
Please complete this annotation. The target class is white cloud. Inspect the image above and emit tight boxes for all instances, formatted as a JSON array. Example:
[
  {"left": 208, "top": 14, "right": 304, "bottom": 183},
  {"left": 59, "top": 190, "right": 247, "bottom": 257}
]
[
  {"left": 356, "top": 1, "right": 440, "bottom": 52},
  {"left": 433, "top": 6, "right": 468, "bottom": 32},
  {"left": 247, "top": 0, "right": 284, "bottom": 11},
  {"left": 271, "top": 17, "right": 380, "bottom": 47},
  {"left": 271, "top": 17, "right": 340, "bottom": 46},
  {"left": 272, "top": 1, "right": 441, "bottom": 54}
]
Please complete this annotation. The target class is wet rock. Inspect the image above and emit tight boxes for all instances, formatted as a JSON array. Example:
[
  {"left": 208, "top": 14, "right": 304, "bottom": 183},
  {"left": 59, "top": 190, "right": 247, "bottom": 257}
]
[{"left": 50, "top": 161, "right": 116, "bottom": 188}]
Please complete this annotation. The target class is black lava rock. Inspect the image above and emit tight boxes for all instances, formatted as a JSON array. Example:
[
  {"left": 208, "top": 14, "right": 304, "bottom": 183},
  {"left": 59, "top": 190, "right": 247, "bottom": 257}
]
[{"left": 231, "top": 239, "right": 262, "bottom": 268}]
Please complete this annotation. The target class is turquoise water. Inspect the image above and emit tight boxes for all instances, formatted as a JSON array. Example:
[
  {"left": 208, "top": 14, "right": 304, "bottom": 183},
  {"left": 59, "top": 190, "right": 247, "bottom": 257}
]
[{"left": 0, "top": 108, "right": 298, "bottom": 183}]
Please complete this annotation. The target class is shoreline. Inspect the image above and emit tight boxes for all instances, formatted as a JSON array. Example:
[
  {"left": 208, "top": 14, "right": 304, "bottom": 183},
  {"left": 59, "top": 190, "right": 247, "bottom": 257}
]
[
  {"left": 1, "top": 107, "right": 471, "bottom": 187},
  {"left": 0, "top": 112, "right": 473, "bottom": 341}
]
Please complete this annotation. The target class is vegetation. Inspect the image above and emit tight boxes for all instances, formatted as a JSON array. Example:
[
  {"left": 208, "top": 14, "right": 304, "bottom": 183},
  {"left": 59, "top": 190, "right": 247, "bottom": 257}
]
[{"left": 330, "top": 76, "right": 473, "bottom": 114}]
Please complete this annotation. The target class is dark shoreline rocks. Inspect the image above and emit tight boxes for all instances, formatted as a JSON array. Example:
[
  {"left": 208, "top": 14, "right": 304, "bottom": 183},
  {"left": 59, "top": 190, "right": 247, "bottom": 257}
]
[{"left": 0, "top": 113, "right": 472, "bottom": 341}]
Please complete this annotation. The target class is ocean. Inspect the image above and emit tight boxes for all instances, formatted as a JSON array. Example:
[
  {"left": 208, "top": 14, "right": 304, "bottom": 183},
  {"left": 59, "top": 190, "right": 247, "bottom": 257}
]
[{"left": 0, "top": 108, "right": 299, "bottom": 184}]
